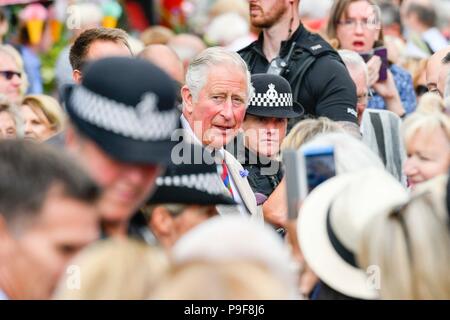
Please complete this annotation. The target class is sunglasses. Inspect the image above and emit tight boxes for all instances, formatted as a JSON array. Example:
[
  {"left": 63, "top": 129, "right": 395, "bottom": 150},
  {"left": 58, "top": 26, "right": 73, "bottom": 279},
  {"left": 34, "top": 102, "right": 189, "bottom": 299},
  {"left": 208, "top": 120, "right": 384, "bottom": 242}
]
[{"left": 0, "top": 70, "right": 22, "bottom": 80}]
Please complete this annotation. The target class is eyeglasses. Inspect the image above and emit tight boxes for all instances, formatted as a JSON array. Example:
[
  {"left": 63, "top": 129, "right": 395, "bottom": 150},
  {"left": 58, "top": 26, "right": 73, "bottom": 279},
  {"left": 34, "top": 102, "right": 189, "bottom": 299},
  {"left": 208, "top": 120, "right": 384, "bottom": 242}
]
[
  {"left": 0, "top": 70, "right": 22, "bottom": 80},
  {"left": 337, "top": 18, "right": 380, "bottom": 30}
]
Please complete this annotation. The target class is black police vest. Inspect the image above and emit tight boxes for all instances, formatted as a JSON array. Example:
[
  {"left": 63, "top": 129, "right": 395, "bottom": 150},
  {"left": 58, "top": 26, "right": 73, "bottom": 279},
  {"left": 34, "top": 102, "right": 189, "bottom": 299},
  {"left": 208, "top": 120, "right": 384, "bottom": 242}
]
[{"left": 239, "top": 29, "right": 345, "bottom": 118}]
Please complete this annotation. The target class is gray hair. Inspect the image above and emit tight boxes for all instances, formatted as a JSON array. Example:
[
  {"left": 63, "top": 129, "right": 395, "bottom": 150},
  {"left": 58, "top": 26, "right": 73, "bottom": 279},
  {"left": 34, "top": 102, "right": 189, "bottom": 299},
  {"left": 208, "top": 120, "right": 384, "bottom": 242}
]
[
  {"left": 445, "top": 71, "right": 450, "bottom": 110},
  {"left": 338, "top": 49, "right": 369, "bottom": 86},
  {"left": 185, "top": 46, "right": 254, "bottom": 104}
]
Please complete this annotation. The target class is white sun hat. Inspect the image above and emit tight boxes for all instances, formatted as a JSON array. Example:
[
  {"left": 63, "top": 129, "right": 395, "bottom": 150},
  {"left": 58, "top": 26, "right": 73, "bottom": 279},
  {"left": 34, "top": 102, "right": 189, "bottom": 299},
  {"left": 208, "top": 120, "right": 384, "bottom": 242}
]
[{"left": 298, "top": 168, "right": 409, "bottom": 299}]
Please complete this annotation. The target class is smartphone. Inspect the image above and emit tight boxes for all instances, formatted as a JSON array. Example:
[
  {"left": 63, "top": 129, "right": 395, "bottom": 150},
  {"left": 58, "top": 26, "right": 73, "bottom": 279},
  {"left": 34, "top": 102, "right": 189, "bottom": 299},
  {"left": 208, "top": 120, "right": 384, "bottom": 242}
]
[
  {"left": 303, "top": 145, "right": 336, "bottom": 193},
  {"left": 373, "top": 47, "right": 388, "bottom": 81},
  {"left": 359, "top": 46, "right": 388, "bottom": 82},
  {"left": 283, "top": 149, "right": 307, "bottom": 220}
]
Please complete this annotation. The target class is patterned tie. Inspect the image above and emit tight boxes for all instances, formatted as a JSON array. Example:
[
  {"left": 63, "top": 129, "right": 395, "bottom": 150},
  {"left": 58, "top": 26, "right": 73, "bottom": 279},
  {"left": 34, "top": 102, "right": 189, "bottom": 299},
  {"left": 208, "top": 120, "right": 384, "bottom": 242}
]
[{"left": 220, "top": 160, "right": 233, "bottom": 197}]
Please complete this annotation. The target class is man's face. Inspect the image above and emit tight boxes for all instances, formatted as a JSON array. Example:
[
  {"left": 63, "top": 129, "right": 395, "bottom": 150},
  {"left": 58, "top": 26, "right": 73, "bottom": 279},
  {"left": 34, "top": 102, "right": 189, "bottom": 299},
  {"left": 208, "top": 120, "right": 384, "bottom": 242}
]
[
  {"left": 72, "top": 40, "right": 132, "bottom": 83},
  {"left": 437, "top": 64, "right": 450, "bottom": 97},
  {"left": 172, "top": 205, "right": 217, "bottom": 245},
  {"left": 11, "top": 186, "right": 99, "bottom": 299},
  {"left": 426, "top": 48, "right": 450, "bottom": 95},
  {"left": 249, "top": 0, "right": 290, "bottom": 29},
  {"left": 182, "top": 65, "right": 248, "bottom": 149},
  {"left": 347, "top": 65, "right": 368, "bottom": 124},
  {"left": 67, "top": 130, "right": 162, "bottom": 224},
  {"left": 0, "top": 53, "right": 22, "bottom": 105},
  {"left": 0, "top": 110, "right": 16, "bottom": 138},
  {"left": 242, "top": 114, "right": 287, "bottom": 158}
]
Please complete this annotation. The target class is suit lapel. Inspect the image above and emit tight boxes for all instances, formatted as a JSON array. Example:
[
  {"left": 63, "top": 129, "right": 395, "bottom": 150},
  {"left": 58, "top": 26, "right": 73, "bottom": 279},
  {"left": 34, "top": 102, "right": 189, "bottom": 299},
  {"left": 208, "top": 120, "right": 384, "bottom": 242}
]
[{"left": 224, "top": 151, "right": 257, "bottom": 217}]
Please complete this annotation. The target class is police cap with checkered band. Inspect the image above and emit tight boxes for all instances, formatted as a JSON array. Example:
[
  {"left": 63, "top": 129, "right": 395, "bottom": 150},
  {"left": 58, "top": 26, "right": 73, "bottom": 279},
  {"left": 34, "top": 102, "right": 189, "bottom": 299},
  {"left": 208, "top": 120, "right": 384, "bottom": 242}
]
[
  {"left": 64, "top": 57, "right": 182, "bottom": 164},
  {"left": 148, "top": 144, "right": 236, "bottom": 205},
  {"left": 247, "top": 73, "right": 304, "bottom": 118}
]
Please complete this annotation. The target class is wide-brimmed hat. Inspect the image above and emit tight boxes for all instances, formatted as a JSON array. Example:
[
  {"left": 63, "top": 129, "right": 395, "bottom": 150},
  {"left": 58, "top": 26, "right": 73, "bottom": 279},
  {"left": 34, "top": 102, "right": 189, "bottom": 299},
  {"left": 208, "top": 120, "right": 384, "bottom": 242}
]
[
  {"left": 298, "top": 168, "right": 409, "bottom": 299},
  {"left": 64, "top": 57, "right": 181, "bottom": 164},
  {"left": 246, "top": 73, "right": 303, "bottom": 119}
]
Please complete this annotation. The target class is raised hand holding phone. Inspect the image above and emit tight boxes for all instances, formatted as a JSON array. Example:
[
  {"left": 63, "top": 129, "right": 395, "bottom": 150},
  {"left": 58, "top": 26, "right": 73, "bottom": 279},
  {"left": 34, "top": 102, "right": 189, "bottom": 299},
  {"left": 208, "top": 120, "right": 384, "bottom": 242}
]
[
  {"left": 366, "top": 55, "right": 381, "bottom": 86},
  {"left": 283, "top": 146, "right": 336, "bottom": 220},
  {"left": 372, "top": 69, "right": 406, "bottom": 116}
]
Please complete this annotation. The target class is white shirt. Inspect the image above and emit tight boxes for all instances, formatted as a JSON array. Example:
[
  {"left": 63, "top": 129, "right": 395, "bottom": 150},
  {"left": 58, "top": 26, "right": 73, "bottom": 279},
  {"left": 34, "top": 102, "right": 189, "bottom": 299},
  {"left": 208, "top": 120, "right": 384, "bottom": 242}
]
[{"left": 180, "top": 115, "right": 247, "bottom": 215}]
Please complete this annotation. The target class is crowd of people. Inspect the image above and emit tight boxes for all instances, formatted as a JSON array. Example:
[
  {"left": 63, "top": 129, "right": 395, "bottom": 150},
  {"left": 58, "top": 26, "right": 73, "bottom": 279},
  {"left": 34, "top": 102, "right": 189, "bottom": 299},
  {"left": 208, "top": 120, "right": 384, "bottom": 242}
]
[{"left": 0, "top": 0, "right": 449, "bottom": 300}]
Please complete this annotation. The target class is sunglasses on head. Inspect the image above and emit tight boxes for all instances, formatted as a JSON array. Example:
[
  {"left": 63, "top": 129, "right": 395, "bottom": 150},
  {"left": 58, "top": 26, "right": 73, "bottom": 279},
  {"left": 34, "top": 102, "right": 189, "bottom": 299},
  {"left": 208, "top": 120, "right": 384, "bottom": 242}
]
[{"left": 0, "top": 70, "right": 21, "bottom": 80}]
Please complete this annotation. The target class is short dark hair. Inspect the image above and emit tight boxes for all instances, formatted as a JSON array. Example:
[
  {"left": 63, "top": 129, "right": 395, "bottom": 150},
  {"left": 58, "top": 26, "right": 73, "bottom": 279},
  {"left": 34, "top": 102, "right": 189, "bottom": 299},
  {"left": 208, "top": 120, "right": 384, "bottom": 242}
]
[
  {"left": 0, "top": 139, "right": 100, "bottom": 226},
  {"left": 406, "top": 4, "right": 437, "bottom": 28},
  {"left": 442, "top": 52, "right": 450, "bottom": 65},
  {"left": 69, "top": 27, "right": 131, "bottom": 71}
]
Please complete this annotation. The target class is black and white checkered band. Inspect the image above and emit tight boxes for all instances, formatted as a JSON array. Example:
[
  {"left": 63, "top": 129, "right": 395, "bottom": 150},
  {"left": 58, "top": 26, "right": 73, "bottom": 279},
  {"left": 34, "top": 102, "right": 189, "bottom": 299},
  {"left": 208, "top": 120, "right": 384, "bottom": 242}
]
[
  {"left": 249, "top": 92, "right": 293, "bottom": 107},
  {"left": 70, "top": 86, "right": 179, "bottom": 141},
  {"left": 156, "top": 173, "right": 227, "bottom": 196}
]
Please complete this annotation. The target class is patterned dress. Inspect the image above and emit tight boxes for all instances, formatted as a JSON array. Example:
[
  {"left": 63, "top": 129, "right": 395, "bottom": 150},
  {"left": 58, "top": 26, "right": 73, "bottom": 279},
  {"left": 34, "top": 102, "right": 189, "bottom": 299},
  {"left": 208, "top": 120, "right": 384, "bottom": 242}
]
[{"left": 367, "top": 64, "right": 416, "bottom": 114}]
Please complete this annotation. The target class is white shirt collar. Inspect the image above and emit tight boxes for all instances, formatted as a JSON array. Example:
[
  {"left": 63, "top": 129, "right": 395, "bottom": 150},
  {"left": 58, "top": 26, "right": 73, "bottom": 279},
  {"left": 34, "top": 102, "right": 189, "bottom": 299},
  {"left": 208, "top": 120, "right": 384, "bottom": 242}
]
[{"left": 180, "top": 114, "right": 225, "bottom": 159}]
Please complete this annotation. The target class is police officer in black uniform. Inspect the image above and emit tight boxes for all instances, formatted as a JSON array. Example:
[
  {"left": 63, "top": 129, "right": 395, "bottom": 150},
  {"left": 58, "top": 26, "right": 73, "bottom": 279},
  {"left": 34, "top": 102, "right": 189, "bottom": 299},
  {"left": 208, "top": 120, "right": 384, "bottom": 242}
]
[
  {"left": 239, "top": 0, "right": 359, "bottom": 134},
  {"left": 228, "top": 73, "right": 303, "bottom": 201}
]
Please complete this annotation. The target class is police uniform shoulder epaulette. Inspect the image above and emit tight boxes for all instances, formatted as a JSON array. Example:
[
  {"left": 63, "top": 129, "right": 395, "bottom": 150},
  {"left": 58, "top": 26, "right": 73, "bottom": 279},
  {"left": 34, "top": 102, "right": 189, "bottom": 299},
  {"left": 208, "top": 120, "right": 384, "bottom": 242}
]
[{"left": 296, "top": 33, "right": 337, "bottom": 57}]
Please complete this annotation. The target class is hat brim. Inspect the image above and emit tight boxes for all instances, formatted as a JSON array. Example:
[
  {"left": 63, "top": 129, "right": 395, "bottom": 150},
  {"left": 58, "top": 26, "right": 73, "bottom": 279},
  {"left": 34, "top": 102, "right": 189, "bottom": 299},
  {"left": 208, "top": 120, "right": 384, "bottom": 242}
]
[
  {"left": 148, "top": 186, "right": 237, "bottom": 205},
  {"left": 64, "top": 85, "right": 183, "bottom": 165},
  {"left": 297, "top": 173, "right": 379, "bottom": 300},
  {"left": 246, "top": 102, "right": 304, "bottom": 119}
]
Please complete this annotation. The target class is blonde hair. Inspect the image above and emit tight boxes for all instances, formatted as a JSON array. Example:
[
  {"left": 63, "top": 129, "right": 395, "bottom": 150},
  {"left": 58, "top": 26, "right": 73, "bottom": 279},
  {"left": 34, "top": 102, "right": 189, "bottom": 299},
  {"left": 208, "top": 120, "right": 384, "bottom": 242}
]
[
  {"left": 151, "top": 261, "right": 291, "bottom": 300},
  {"left": 358, "top": 175, "right": 450, "bottom": 299},
  {"left": 22, "top": 94, "right": 66, "bottom": 132},
  {"left": 402, "top": 111, "right": 450, "bottom": 147},
  {"left": 53, "top": 239, "right": 169, "bottom": 299},
  {"left": 0, "top": 44, "right": 28, "bottom": 98},
  {"left": 281, "top": 117, "right": 344, "bottom": 151},
  {"left": 416, "top": 92, "right": 445, "bottom": 113},
  {"left": 140, "top": 26, "right": 175, "bottom": 46}
]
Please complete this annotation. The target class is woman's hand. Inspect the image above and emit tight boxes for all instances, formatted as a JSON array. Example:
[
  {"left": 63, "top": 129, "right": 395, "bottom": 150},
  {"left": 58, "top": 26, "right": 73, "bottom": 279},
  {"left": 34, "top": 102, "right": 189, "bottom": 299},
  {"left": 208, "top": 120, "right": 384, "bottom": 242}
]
[
  {"left": 262, "top": 179, "right": 287, "bottom": 227},
  {"left": 372, "top": 70, "right": 406, "bottom": 116},
  {"left": 367, "top": 55, "right": 381, "bottom": 87}
]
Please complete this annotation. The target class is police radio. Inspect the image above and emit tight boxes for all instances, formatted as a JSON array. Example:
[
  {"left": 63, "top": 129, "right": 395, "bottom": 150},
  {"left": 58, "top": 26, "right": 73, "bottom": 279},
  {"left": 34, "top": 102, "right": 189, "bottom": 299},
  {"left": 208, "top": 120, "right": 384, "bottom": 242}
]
[{"left": 266, "top": 41, "right": 297, "bottom": 76}]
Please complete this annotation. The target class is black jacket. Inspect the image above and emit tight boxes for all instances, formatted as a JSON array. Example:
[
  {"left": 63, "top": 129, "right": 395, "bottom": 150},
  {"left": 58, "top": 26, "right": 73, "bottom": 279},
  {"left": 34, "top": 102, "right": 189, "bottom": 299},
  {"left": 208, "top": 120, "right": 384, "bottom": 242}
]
[
  {"left": 239, "top": 24, "right": 358, "bottom": 130},
  {"left": 228, "top": 135, "right": 283, "bottom": 198}
]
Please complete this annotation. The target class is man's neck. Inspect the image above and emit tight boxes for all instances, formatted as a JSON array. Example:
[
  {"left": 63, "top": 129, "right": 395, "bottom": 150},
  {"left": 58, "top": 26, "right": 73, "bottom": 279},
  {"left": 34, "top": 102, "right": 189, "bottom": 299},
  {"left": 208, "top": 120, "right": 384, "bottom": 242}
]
[
  {"left": 102, "top": 220, "right": 129, "bottom": 238},
  {"left": 262, "top": 16, "right": 300, "bottom": 62}
]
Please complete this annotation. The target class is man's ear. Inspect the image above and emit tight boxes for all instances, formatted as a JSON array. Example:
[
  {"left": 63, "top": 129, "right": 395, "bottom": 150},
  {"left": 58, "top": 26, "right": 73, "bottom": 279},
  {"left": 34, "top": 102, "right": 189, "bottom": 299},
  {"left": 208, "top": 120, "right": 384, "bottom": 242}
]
[
  {"left": 65, "top": 125, "right": 76, "bottom": 149},
  {"left": 149, "top": 206, "right": 174, "bottom": 237},
  {"left": 72, "top": 70, "right": 82, "bottom": 84},
  {"left": 181, "top": 85, "right": 194, "bottom": 115},
  {"left": 65, "top": 125, "right": 85, "bottom": 156}
]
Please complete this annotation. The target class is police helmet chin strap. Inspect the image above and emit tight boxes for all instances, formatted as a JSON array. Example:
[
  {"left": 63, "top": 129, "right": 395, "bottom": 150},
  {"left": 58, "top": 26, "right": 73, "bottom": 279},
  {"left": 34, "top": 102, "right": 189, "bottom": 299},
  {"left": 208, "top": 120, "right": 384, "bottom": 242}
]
[
  {"left": 266, "top": 1, "right": 296, "bottom": 76},
  {"left": 287, "top": 0, "right": 294, "bottom": 41}
]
